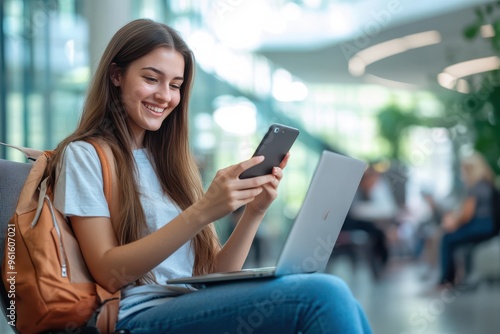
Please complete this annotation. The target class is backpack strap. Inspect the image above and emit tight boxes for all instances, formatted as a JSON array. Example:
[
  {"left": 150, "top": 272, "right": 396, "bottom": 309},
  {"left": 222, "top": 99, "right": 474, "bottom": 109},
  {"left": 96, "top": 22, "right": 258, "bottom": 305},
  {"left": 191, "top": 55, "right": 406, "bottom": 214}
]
[
  {"left": 0, "top": 141, "right": 44, "bottom": 161},
  {"left": 87, "top": 139, "right": 115, "bottom": 208},
  {"left": 86, "top": 138, "right": 121, "bottom": 333}
]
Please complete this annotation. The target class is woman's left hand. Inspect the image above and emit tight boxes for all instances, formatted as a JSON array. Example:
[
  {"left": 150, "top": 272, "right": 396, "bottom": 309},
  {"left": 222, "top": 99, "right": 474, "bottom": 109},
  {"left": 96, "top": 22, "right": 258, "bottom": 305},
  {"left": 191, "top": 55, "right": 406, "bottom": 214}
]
[{"left": 245, "top": 153, "right": 290, "bottom": 215}]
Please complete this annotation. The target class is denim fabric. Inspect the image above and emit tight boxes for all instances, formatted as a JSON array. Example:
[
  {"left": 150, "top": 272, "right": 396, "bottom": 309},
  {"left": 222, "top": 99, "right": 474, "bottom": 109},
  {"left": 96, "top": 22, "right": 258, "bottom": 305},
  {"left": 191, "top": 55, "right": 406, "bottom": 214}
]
[
  {"left": 116, "top": 273, "right": 373, "bottom": 334},
  {"left": 439, "top": 217, "right": 494, "bottom": 283}
]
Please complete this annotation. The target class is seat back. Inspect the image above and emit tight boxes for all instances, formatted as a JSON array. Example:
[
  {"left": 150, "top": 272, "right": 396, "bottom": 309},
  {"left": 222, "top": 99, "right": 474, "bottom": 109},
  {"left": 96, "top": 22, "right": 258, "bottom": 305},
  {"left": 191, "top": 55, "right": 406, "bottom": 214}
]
[
  {"left": 0, "top": 158, "right": 32, "bottom": 331},
  {"left": 0, "top": 159, "right": 32, "bottom": 260}
]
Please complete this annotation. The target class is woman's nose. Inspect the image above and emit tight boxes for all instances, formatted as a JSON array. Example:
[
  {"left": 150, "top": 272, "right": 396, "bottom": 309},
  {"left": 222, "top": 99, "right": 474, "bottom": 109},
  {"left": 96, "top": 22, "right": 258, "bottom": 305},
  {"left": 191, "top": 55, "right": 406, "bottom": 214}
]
[{"left": 154, "top": 87, "right": 171, "bottom": 103}]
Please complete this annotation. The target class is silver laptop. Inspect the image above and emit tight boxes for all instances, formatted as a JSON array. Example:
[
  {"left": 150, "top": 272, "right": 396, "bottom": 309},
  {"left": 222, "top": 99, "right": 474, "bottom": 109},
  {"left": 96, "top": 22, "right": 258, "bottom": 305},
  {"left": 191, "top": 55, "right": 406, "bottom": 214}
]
[{"left": 167, "top": 150, "right": 366, "bottom": 287}]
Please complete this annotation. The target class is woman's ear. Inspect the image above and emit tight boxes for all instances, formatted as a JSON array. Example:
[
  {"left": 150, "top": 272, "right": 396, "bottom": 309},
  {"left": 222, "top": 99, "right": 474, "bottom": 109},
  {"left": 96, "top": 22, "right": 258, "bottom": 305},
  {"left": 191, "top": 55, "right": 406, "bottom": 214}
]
[{"left": 109, "top": 63, "right": 121, "bottom": 87}]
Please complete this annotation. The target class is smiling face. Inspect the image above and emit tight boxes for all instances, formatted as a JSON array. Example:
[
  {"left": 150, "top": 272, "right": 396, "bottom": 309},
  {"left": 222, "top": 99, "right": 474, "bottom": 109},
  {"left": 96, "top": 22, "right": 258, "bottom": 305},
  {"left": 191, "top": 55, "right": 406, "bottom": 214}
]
[{"left": 111, "top": 47, "right": 185, "bottom": 148}]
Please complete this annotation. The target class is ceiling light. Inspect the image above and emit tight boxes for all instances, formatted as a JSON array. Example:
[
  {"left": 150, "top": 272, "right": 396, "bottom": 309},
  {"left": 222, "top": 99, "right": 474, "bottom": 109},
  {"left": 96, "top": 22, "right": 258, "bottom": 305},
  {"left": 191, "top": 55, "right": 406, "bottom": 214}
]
[
  {"left": 437, "top": 72, "right": 456, "bottom": 89},
  {"left": 455, "top": 79, "right": 470, "bottom": 94},
  {"left": 348, "top": 30, "right": 441, "bottom": 77},
  {"left": 438, "top": 76, "right": 470, "bottom": 94},
  {"left": 437, "top": 56, "right": 500, "bottom": 93},
  {"left": 348, "top": 57, "right": 366, "bottom": 76},
  {"left": 481, "top": 24, "right": 495, "bottom": 38},
  {"left": 437, "top": 72, "right": 470, "bottom": 94},
  {"left": 443, "top": 56, "right": 500, "bottom": 78}
]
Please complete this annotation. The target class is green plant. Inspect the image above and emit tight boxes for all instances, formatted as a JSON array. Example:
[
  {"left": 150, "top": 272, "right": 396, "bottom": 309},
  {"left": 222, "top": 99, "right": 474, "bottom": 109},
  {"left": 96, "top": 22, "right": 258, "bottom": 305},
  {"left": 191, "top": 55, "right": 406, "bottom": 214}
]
[
  {"left": 376, "top": 103, "right": 418, "bottom": 160},
  {"left": 464, "top": 1, "right": 500, "bottom": 50},
  {"left": 460, "top": 2, "right": 500, "bottom": 175}
]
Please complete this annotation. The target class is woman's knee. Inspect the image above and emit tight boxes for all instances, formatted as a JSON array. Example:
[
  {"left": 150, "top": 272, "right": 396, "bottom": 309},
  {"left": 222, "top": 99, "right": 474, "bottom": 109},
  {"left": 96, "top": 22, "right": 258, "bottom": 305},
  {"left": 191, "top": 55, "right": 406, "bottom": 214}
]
[
  {"left": 285, "top": 274, "right": 370, "bottom": 331},
  {"left": 285, "top": 273, "right": 356, "bottom": 305}
]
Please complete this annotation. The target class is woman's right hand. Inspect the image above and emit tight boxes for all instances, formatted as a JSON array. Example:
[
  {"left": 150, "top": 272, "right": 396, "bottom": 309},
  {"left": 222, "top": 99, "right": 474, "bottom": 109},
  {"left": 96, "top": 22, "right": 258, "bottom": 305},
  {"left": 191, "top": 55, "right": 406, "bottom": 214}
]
[{"left": 188, "top": 156, "right": 276, "bottom": 225}]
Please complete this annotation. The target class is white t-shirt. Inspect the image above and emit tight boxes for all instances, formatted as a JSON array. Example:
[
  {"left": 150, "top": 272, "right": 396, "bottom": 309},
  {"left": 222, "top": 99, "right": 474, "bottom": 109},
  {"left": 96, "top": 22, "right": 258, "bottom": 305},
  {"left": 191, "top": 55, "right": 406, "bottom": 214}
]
[{"left": 54, "top": 141, "right": 196, "bottom": 320}]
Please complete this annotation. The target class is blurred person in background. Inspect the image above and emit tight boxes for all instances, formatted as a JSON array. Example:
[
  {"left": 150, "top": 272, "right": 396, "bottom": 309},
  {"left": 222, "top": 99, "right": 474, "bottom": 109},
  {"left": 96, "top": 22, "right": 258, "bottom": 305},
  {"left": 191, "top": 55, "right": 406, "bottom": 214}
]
[
  {"left": 342, "top": 164, "right": 399, "bottom": 276},
  {"left": 438, "top": 151, "right": 496, "bottom": 286}
]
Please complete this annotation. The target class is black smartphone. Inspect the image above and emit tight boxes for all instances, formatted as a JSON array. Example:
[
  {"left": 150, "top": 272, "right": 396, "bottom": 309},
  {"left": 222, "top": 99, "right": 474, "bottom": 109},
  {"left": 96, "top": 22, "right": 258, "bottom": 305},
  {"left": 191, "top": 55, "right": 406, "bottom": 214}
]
[{"left": 239, "top": 124, "right": 300, "bottom": 179}]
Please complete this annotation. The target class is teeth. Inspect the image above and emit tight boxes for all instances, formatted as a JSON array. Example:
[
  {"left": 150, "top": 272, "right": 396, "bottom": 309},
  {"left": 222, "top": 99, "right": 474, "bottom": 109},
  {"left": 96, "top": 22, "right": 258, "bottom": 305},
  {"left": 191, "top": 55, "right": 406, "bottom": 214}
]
[{"left": 144, "top": 103, "right": 164, "bottom": 113}]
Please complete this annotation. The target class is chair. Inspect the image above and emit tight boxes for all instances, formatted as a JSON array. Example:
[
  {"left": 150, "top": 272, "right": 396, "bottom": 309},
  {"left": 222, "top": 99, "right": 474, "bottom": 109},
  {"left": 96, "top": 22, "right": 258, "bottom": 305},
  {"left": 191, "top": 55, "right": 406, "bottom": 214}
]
[
  {"left": 330, "top": 230, "right": 382, "bottom": 280},
  {"left": 0, "top": 158, "right": 32, "bottom": 333},
  {"left": 457, "top": 185, "right": 500, "bottom": 287},
  {"left": 0, "top": 158, "right": 128, "bottom": 334}
]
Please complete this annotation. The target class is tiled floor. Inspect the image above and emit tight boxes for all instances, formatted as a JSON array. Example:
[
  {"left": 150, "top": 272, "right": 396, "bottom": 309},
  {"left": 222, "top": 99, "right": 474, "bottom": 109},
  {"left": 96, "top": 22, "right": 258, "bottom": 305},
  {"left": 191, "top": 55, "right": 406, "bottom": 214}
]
[
  {"left": 328, "top": 247, "right": 500, "bottom": 334},
  {"left": 2, "top": 242, "right": 499, "bottom": 333}
]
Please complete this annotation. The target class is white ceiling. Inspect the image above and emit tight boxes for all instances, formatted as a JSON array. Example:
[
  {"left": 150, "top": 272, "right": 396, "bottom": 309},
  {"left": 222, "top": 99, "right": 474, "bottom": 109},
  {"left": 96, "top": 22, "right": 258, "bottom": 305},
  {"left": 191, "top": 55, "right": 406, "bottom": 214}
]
[{"left": 253, "top": 0, "right": 497, "bottom": 93}]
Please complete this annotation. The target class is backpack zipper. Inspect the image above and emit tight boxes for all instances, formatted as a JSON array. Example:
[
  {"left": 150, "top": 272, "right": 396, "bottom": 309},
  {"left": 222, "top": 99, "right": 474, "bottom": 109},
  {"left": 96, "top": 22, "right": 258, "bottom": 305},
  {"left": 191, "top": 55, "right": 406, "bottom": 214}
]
[
  {"left": 31, "top": 178, "right": 68, "bottom": 278},
  {"left": 45, "top": 196, "right": 68, "bottom": 278}
]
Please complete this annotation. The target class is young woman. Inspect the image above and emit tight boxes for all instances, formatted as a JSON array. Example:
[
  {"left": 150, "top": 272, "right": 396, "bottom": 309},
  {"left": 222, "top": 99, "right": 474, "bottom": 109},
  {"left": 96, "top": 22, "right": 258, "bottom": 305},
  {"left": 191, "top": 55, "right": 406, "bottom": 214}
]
[
  {"left": 438, "top": 152, "right": 497, "bottom": 285},
  {"left": 48, "top": 18, "right": 373, "bottom": 333}
]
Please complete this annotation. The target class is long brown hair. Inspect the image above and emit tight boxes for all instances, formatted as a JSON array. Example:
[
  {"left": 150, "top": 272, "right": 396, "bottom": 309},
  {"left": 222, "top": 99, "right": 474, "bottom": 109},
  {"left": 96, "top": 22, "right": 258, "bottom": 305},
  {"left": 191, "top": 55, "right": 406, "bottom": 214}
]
[{"left": 47, "top": 19, "right": 220, "bottom": 283}]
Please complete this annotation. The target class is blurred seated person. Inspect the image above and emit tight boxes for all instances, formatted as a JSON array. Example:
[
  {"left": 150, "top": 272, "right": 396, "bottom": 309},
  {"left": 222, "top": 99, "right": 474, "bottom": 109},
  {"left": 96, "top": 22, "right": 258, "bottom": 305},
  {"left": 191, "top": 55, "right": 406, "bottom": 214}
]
[
  {"left": 342, "top": 164, "right": 399, "bottom": 270},
  {"left": 438, "top": 152, "right": 496, "bottom": 286},
  {"left": 414, "top": 190, "right": 446, "bottom": 278}
]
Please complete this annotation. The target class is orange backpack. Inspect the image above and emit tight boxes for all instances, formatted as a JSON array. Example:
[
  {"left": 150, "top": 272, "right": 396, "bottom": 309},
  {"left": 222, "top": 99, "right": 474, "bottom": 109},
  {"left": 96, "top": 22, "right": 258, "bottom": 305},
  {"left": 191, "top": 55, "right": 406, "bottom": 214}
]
[{"left": 2, "top": 139, "right": 120, "bottom": 333}]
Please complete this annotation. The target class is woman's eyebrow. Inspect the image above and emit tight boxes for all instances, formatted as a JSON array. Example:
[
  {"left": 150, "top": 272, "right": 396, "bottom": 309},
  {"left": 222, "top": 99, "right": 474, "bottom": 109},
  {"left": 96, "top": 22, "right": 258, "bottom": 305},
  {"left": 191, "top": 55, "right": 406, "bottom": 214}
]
[
  {"left": 141, "top": 66, "right": 163, "bottom": 75},
  {"left": 141, "top": 67, "right": 183, "bottom": 80}
]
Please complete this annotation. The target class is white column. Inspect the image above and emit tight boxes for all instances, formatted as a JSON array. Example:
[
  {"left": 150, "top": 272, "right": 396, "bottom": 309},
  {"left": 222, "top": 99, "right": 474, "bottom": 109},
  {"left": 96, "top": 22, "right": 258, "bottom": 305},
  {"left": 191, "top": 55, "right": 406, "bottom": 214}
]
[{"left": 83, "top": 0, "right": 133, "bottom": 75}]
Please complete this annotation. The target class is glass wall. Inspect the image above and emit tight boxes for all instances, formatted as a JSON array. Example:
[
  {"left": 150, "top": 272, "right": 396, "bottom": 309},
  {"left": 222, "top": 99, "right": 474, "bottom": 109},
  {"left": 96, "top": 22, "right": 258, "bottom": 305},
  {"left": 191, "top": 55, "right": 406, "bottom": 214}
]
[
  {"left": 0, "top": 0, "right": 450, "bottom": 263},
  {"left": 1, "top": 0, "right": 88, "bottom": 160}
]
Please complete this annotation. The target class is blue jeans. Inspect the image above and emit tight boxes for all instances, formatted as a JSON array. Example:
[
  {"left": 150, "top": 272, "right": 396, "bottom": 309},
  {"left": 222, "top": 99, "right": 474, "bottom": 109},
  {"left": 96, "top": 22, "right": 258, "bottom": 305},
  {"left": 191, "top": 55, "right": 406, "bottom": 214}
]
[
  {"left": 439, "top": 217, "right": 494, "bottom": 284},
  {"left": 116, "top": 273, "right": 373, "bottom": 333}
]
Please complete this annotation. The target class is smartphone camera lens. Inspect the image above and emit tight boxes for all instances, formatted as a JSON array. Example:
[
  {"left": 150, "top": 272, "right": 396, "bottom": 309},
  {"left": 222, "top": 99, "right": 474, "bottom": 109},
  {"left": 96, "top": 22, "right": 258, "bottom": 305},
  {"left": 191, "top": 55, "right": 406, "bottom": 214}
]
[{"left": 273, "top": 127, "right": 280, "bottom": 133}]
